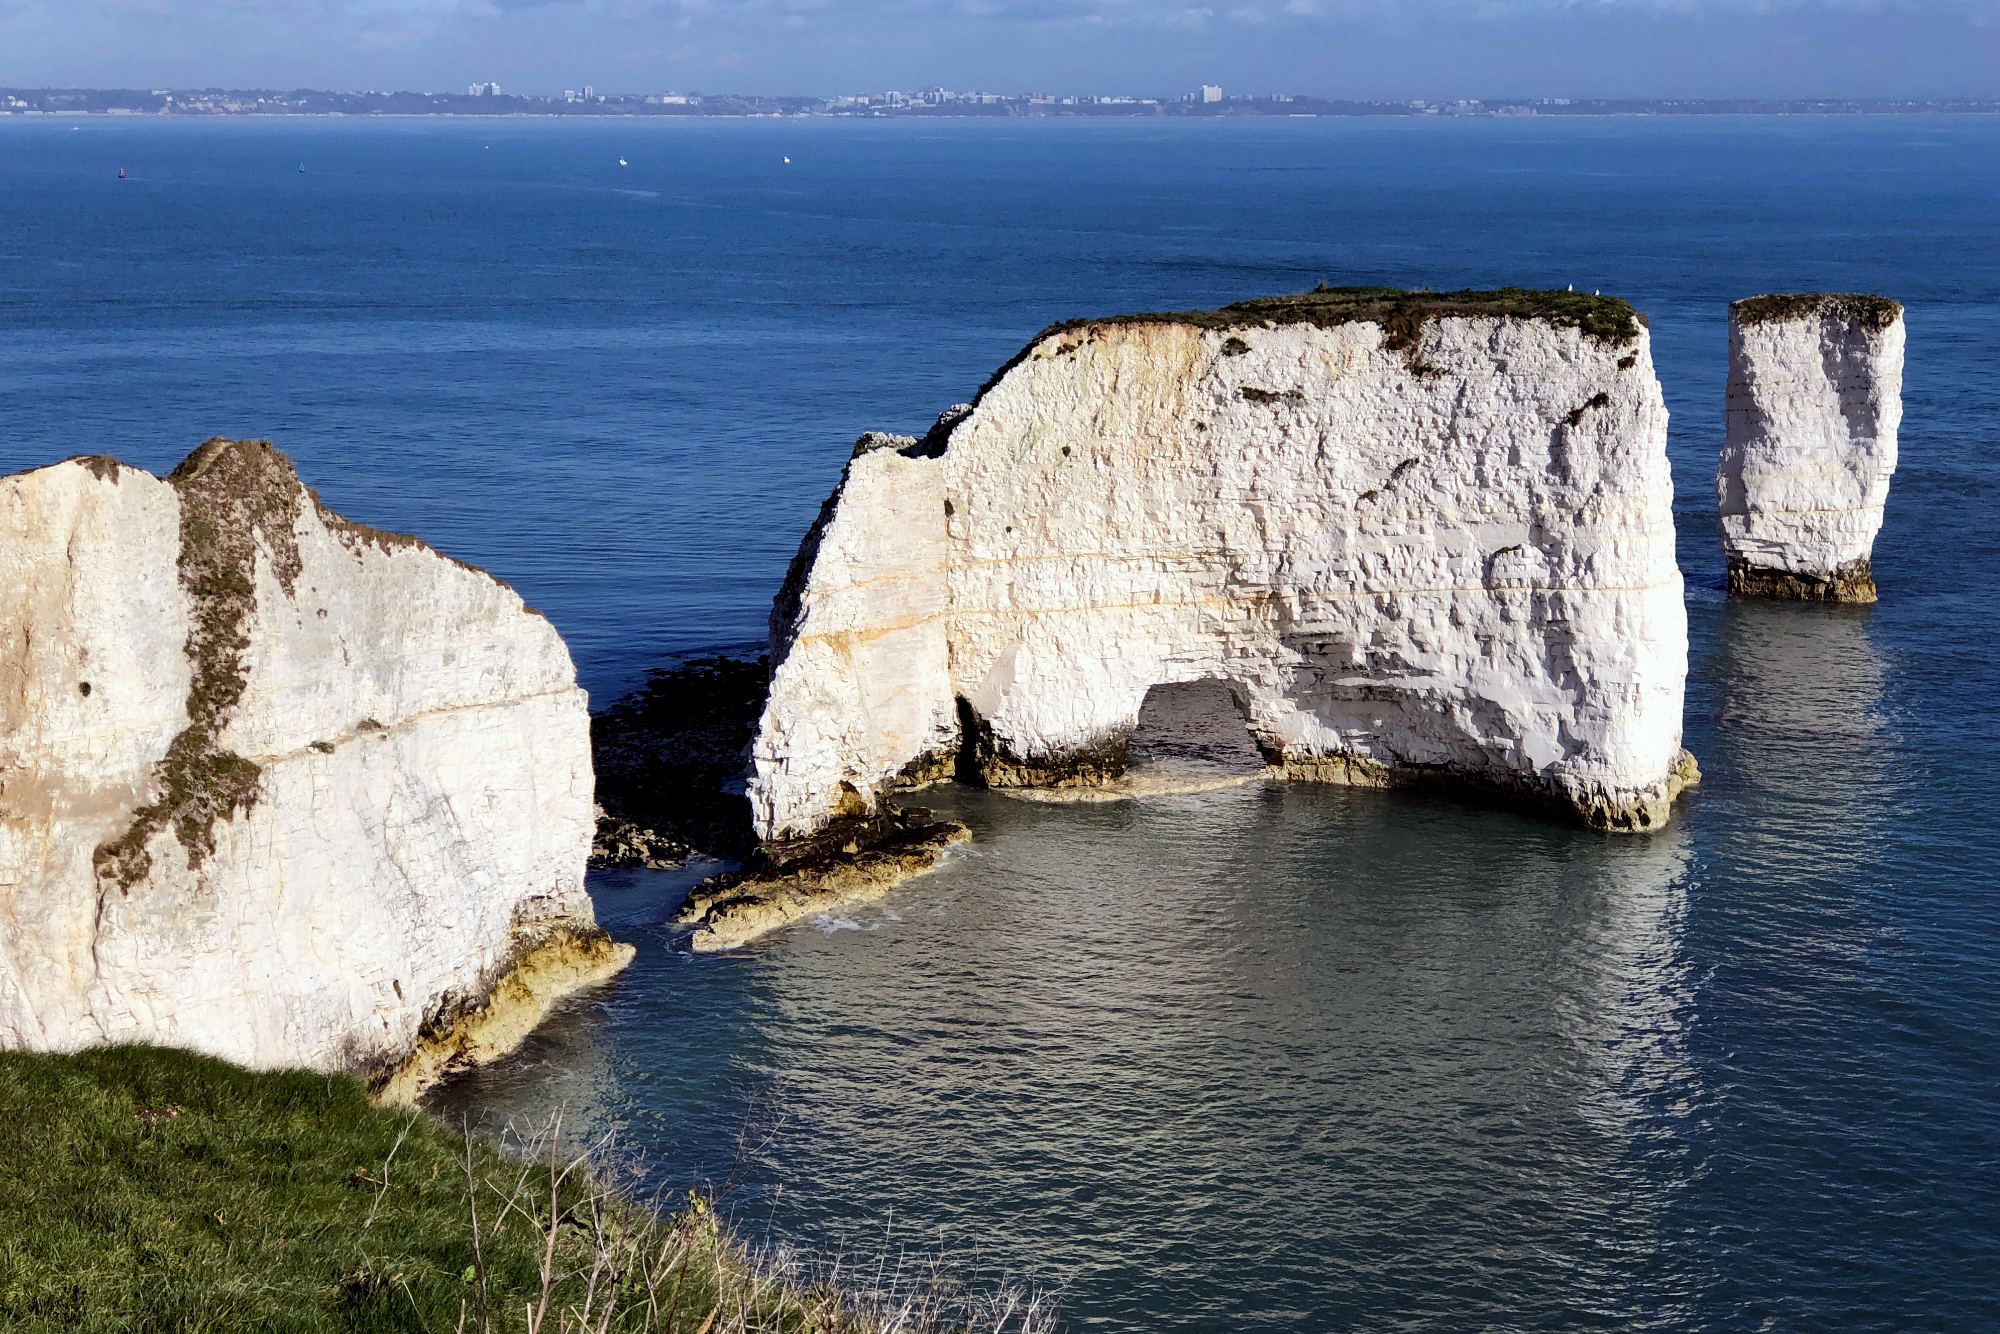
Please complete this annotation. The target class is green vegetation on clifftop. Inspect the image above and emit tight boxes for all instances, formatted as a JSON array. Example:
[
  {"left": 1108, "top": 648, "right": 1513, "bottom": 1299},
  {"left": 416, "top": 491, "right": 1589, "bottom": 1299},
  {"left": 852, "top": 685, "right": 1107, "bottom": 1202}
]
[
  {"left": 971, "top": 285, "right": 1645, "bottom": 403},
  {"left": 1099, "top": 284, "right": 1644, "bottom": 345},
  {"left": 0, "top": 1047, "right": 944, "bottom": 1333},
  {"left": 1732, "top": 292, "right": 1902, "bottom": 328}
]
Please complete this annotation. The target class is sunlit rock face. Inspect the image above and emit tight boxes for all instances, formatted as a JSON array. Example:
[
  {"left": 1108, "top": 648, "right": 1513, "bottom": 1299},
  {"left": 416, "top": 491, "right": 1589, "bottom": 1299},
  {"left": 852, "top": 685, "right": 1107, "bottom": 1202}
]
[
  {"left": 1717, "top": 294, "right": 1904, "bottom": 603},
  {"left": 0, "top": 441, "right": 627, "bottom": 1098},
  {"left": 751, "top": 289, "right": 1696, "bottom": 841}
]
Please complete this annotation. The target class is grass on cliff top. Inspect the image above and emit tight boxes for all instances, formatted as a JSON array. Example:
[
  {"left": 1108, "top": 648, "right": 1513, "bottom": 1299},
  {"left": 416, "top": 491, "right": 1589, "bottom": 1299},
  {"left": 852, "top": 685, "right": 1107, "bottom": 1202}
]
[
  {"left": 970, "top": 284, "right": 1644, "bottom": 402},
  {"left": 1209, "top": 284, "right": 1641, "bottom": 343},
  {"left": 0, "top": 1046, "right": 1025, "bottom": 1334},
  {"left": 1732, "top": 292, "right": 1903, "bottom": 328}
]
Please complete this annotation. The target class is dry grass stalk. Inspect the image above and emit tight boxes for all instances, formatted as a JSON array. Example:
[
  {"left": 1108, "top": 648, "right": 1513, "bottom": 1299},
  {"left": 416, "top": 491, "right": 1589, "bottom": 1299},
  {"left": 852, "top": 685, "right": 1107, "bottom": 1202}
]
[{"left": 451, "top": 1111, "right": 1057, "bottom": 1334}]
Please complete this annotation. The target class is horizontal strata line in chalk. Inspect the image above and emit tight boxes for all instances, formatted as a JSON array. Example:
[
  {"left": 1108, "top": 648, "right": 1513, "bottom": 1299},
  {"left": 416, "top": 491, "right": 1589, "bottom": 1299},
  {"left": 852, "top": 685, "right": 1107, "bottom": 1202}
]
[
  {"left": 792, "top": 584, "right": 1683, "bottom": 647},
  {"left": 230, "top": 686, "right": 583, "bottom": 765}
]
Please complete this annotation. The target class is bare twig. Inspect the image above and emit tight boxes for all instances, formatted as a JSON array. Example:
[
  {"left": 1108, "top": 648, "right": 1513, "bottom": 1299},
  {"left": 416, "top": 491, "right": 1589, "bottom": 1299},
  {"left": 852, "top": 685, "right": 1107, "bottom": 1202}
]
[
  {"left": 364, "top": 1114, "right": 416, "bottom": 1230},
  {"left": 463, "top": 1117, "right": 491, "bottom": 1334}
]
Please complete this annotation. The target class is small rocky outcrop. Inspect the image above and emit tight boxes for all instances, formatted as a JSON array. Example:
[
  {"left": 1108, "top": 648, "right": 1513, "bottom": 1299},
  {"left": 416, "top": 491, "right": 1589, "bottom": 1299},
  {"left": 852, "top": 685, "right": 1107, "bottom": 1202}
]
[
  {"left": 674, "top": 804, "right": 967, "bottom": 952},
  {"left": 588, "top": 805, "right": 691, "bottom": 870},
  {"left": 746, "top": 286, "right": 1697, "bottom": 882},
  {"left": 1717, "top": 293, "right": 1904, "bottom": 603},
  {"left": 0, "top": 439, "right": 629, "bottom": 1100}
]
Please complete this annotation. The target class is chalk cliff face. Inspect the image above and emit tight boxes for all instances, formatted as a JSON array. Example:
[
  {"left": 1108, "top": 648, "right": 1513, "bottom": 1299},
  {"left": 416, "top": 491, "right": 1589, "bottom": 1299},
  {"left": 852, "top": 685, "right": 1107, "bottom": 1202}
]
[
  {"left": 1717, "top": 294, "right": 1904, "bottom": 603},
  {"left": 0, "top": 440, "right": 628, "bottom": 1099},
  {"left": 750, "top": 288, "right": 1696, "bottom": 843}
]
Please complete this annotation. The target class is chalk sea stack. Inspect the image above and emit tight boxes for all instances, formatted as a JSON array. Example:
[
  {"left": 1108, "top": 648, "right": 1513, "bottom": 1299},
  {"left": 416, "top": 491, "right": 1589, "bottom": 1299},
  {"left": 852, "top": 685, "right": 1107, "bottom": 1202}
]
[
  {"left": 1717, "top": 293, "right": 1904, "bottom": 603},
  {"left": 0, "top": 440, "right": 628, "bottom": 1101},
  {"left": 693, "top": 287, "right": 1700, "bottom": 949}
]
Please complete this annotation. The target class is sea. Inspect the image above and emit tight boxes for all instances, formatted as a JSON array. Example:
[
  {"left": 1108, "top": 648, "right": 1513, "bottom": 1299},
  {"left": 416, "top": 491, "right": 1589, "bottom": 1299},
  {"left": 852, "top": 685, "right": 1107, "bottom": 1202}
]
[{"left": 2, "top": 113, "right": 1996, "bottom": 1332}]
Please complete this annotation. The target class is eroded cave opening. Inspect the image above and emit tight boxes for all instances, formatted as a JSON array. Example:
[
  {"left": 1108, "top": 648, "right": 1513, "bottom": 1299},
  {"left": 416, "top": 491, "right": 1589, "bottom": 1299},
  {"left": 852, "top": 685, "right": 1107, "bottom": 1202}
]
[{"left": 1127, "top": 679, "right": 1269, "bottom": 777}]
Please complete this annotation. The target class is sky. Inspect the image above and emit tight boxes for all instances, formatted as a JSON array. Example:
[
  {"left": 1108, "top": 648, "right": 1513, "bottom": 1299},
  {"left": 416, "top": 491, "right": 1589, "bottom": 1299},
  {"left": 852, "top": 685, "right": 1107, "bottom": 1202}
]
[{"left": 2, "top": 0, "right": 1997, "bottom": 101}]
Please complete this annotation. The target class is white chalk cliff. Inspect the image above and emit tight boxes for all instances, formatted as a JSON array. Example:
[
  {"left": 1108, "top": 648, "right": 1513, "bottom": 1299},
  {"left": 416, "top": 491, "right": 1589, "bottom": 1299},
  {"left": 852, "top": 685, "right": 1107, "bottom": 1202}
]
[
  {"left": 1717, "top": 293, "right": 1904, "bottom": 603},
  {"left": 0, "top": 440, "right": 628, "bottom": 1100},
  {"left": 750, "top": 288, "right": 1697, "bottom": 842}
]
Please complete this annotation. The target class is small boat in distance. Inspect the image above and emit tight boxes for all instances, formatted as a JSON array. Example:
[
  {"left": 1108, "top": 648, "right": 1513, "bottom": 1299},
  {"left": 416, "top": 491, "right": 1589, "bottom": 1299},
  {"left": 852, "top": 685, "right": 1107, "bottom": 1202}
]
[
  {"left": 299, "top": 163, "right": 305, "bottom": 173},
  {"left": 117, "top": 168, "right": 125, "bottom": 179}
]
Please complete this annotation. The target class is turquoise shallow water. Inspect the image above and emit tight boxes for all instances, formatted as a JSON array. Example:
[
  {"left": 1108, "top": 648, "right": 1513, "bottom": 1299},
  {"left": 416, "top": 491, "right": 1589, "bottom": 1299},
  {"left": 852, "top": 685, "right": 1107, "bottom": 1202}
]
[{"left": 4, "top": 114, "right": 1998, "bottom": 1331}]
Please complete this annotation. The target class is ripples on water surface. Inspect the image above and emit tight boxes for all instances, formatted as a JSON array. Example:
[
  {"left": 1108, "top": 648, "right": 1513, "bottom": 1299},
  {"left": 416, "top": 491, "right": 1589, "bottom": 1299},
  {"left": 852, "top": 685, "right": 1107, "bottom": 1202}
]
[{"left": 4, "top": 115, "right": 1997, "bottom": 1331}]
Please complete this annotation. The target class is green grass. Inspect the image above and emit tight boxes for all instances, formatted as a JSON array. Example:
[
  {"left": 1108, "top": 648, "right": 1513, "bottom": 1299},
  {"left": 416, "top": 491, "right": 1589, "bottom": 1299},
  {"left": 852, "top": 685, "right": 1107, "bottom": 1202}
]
[
  {"left": 1732, "top": 292, "right": 1902, "bottom": 328},
  {"left": 1045, "top": 283, "right": 1644, "bottom": 344},
  {"left": 0, "top": 1046, "right": 822, "bottom": 1333},
  {"left": 969, "top": 284, "right": 1645, "bottom": 401}
]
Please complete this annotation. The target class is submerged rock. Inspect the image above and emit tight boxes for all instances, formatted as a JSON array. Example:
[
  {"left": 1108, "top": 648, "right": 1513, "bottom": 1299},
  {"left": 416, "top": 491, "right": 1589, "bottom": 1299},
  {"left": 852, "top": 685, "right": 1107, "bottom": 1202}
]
[
  {"left": 0, "top": 439, "right": 630, "bottom": 1100},
  {"left": 750, "top": 287, "right": 1697, "bottom": 857},
  {"left": 1717, "top": 293, "right": 1904, "bottom": 603}
]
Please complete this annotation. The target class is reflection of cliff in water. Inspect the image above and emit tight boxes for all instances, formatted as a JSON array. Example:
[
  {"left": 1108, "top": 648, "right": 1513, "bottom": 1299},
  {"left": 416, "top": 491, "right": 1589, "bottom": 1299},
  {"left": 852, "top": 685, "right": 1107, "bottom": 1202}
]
[
  {"left": 712, "top": 781, "right": 1711, "bottom": 1328},
  {"left": 423, "top": 865, "right": 705, "bottom": 1150},
  {"left": 1711, "top": 601, "right": 1884, "bottom": 748},
  {"left": 434, "top": 761, "right": 1718, "bottom": 1326},
  {"left": 1553, "top": 823, "right": 1705, "bottom": 1321},
  {"left": 1704, "top": 600, "right": 1891, "bottom": 870}
]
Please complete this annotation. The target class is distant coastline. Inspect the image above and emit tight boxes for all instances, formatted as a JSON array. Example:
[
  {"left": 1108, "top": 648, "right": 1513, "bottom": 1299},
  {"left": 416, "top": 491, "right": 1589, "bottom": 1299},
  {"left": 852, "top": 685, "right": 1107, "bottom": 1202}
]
[{"left": 6, "top": 87, "right": 1999, "bottom": 120}]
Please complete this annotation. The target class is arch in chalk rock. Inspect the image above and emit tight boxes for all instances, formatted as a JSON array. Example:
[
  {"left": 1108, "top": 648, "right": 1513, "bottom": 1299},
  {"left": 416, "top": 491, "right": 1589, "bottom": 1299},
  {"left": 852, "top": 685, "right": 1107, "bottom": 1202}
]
[
  {"left": 749, "top": 289, "right": 1697, "bottom": 841},
  {"left": 1128, "top": 679, "right": 1268, "bottom": 774}
]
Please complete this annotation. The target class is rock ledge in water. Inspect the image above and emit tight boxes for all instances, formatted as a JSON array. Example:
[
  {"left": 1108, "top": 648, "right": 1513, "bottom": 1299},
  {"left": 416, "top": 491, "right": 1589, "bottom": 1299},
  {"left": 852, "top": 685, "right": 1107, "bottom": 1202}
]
[
  {"left": 674, "top": 806, "right": 967, "bottom": 953},
  {"left": 588, "top": 804, "right": 691, "bottom": 869}
]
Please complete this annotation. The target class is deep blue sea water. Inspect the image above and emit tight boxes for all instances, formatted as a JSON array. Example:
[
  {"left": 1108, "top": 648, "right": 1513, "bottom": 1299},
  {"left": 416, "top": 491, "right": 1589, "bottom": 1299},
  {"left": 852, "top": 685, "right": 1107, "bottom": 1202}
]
[{"left": 4, "top": 115, "right": 1997, "bottom": 1331}]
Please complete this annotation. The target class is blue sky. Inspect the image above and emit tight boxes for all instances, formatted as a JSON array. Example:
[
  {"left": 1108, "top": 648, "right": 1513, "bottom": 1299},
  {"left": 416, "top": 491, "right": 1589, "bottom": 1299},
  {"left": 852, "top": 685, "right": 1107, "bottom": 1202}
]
[{"left": 3, "top": 0, "right": 1996, "bottom": 100}]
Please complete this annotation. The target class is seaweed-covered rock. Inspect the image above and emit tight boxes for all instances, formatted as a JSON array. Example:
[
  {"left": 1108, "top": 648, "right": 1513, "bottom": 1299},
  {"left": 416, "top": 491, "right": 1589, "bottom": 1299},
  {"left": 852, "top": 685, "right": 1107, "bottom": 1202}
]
[
  {"left": 674, "top": 806, "right": 968, "bottom": 953},
  {"left": 588, "top": 805, "right": 692, "bottom": 870},
  {"left": 0, "top": 440, "right": 628, "bottom": 1099},
  {"left": 589, "top": 655, "right": 766, "bottom": 861}
]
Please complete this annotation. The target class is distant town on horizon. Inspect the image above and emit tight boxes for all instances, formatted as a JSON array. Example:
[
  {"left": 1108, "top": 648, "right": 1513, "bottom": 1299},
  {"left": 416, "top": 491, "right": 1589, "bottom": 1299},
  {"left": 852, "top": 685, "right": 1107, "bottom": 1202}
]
[{"left": 5, "top": 86, "right": 1999, "bottom": 119}]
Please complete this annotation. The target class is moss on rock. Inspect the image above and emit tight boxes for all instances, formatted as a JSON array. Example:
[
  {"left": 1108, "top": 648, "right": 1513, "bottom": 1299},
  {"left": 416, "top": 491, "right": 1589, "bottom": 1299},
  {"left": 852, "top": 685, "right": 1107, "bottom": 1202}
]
[
  {"left": 93, "top": 439, "right": 306, "bottom": 890},
  {"left": 1732, "top": 292, "right": 1903, "bottom": 329},
  {"left": 965, "top": 284, "right": 1646, "bottom": 408}
]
